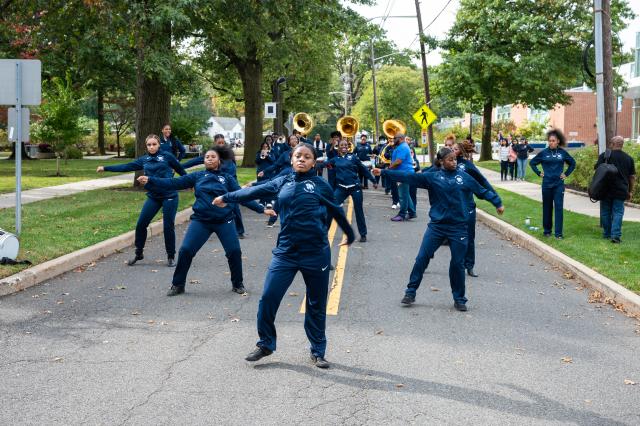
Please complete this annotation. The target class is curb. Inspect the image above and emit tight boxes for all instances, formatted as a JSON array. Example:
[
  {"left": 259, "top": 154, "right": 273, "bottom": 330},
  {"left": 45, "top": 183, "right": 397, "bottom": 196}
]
[
  {"left": 0, "top": 208, "right": 193, "bottom": 297},
  {"left": 476, "top": 209, "right": 640, "bottom": 316}
]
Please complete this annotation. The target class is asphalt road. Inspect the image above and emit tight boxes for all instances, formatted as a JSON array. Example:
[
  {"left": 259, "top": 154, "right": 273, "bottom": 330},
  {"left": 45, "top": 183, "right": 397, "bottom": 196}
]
[{"left": 1, "top": 189, "right": 639, "bottom": 425}]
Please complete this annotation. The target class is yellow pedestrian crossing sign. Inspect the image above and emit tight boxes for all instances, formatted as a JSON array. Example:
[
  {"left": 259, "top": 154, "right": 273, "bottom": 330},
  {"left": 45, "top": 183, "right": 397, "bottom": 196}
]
[{"left": 413, "top": 104, "right": 437, "bottom": 129}]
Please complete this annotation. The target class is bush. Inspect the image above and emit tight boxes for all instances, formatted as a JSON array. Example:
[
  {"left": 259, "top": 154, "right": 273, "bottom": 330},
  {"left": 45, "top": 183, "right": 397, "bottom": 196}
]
[
  {"left": 38, "top": 143, "right": 54, "bottom": 153},
  {"left": 124, "top": 139, "right": 136, "bottom": 158},
  {"left": 64, "top": 145, "right": 84, "bottom": 159},
  {"left": 566, "top": 144, "right": 640, "bottom": 203}
]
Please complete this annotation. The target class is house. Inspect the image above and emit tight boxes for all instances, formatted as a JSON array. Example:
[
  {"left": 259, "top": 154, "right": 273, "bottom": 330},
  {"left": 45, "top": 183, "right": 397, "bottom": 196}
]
[{"left": 207, "top": 116, "right": 245, "bottom": 143}]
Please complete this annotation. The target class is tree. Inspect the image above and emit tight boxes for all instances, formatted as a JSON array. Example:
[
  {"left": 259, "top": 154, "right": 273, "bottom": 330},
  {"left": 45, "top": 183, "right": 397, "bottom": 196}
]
[
  {"left": 105, "top": 94, "right": 135, "bottom": 157},
  {"left": 170, "top": 94, "right": 212, "bottom": 145},
  {"left": 438, "top": 0, "right": 634, "bottom": 161},
  {"left": 188, "top": 0, "right": 366, "bottom": 167},
  {"left": 35, "top": 74, "right": 82, "bottom": 175},
  {"left": 352, "top": 66, "right": 424, "bottom": 139}
]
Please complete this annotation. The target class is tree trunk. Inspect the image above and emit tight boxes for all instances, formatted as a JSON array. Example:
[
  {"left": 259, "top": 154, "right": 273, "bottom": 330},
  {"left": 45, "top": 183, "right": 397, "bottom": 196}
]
[
  {"left": 479, "top": 99, "right": 493, "bottom": 161},
  {"left": 116, "top": 132, "right": 121, "bottom": 157},
  {"left": 602, "top": 0, "right": 616, "bottom": 147},
  {"left": 7, "top": 142, "right": 34, "bottom": 160},
  {"left": 97, "top": 88, "right": 106, "bottom": 155},
  {"left": 237, "top": 60, "right": 263, "bottom": 168}
]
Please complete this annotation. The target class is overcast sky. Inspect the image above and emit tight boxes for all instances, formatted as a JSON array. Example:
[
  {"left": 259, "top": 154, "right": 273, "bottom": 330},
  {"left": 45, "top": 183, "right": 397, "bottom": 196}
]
[{"left": 350, "top": 0, "right": 640, "bottom": 66}]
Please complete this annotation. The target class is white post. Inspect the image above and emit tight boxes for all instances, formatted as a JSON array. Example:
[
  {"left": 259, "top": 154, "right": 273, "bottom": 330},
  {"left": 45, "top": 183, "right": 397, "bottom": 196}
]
[
  {"left": 15, "top": 61, "right": 22, "bottom": 235},
  {"left": 594, "top": 0, "right": 607, "bottom": 154}
]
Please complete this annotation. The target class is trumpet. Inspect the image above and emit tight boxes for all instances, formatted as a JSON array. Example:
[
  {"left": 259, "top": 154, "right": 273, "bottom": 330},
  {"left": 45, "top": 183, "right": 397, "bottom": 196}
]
[{"left": 337, "top": 115, "right": 358, "bottom": 153}]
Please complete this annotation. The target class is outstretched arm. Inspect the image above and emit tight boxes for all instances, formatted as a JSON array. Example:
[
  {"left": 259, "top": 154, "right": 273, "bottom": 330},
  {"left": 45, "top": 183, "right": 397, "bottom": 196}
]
[
  {"left": 101, "top": 158, "right": 144, "bottom": 173},
  {"left": 182, "top": 155, "right": 204, "bottom": 169},
  {"left": 226, "top": 175, "right": 267, "bottom": 214},
  {"left": 141, "top": 172, "right": 199, "bottom": 191},
  {"left": 378, "top": 169, "right": 431, "bottom": 189},
  {"left": 318, "top": 184, "right": 355, "bottom": 245},
  {"left": 465, "top": 174, "right": 504, "bottom": 213},
  {"left": 217, "top": 176, "right": 285, "bottom": 206},
  {"left": 168, "top": 154, "right": 187, "bottom": 176}
]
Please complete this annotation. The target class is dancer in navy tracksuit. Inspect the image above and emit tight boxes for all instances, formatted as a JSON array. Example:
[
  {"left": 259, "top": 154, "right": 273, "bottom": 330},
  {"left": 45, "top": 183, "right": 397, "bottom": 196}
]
[
  {"left": 138, "top": 146, "right": 271, "bottom": 296},
  {"left": 159, "top": 124, "right": 186, "bottom": 160},
  {"left": 529, "top": 129, "right": 576, "bottom": 239},
  {"left": 255, "top": 140, "right": 275, "bottom": 205},
  {"left": 374, "top": 147, "right": 504, "bottom": 311},
  {"left": 97, "top": 134, "right": 186, "bottom": 266},
  {"left": 183, "top": 135, "right": 248, "bottom": 238},
  {"left": 214, "top": 143, "right": 355, "bottom": 368},
  {"left": 318, "top": 140, "right": 377, "bottom": 242},
  {"left": 355, "top": 134, "right": 373, "bottom": 189},
  {"left": 452, "top": 141, "right": 495, "bottom": 277}
]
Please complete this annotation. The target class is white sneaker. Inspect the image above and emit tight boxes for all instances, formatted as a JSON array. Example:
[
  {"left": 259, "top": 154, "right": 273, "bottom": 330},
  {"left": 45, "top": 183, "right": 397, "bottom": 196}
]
[{"left": 391, "top": 204, "right": 398, "bottom": 209}]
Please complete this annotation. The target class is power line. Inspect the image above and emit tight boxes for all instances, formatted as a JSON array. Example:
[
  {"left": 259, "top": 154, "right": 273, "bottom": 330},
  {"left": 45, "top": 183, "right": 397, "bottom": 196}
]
[{"left": 408, "top": 0, "right": 455, "bottom": 49}]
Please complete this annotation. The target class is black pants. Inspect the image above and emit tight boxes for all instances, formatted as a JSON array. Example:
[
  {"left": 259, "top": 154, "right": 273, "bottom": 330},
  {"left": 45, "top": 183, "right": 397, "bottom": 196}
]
[{"left": 500, "top": 161, "right": 509, "bottom": 180}]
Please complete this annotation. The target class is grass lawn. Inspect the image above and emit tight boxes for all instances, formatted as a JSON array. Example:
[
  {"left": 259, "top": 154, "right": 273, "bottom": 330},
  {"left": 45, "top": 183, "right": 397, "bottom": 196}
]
[
  {"left": 477, "top": 160, "right": 543, "bottom": 185},
  {"left": 0, "top": 158, "right": 132, "bottom": 194},
  {"left": 477, "top": 188, "right": 640, "bottom": 293},
  {"left": 1, "top": 167, "right": 256, "bottom": 279}
]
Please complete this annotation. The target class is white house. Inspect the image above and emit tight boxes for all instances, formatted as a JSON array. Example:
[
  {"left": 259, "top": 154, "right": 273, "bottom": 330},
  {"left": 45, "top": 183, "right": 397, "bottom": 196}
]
[{"left": 207, "top": 116, "right": 245, "bottom": 142}]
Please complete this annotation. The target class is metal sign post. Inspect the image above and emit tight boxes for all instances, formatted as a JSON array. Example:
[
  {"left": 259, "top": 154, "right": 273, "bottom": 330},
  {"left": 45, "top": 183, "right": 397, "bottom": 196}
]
[
  {"left": 15, "top": 61, "right": 22, "bottom": 235},
  {"left": 0, "top": 59, "right": 41, "bottom": 236}
]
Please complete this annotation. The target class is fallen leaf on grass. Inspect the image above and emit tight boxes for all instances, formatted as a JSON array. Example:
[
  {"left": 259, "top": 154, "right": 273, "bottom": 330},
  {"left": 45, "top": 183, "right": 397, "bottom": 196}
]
[
  {"left": 624, "top": 379, "right": 636, "bottom": 385},
  {"left": 561, "top": 356, "right": 573, "bottom": 363}
]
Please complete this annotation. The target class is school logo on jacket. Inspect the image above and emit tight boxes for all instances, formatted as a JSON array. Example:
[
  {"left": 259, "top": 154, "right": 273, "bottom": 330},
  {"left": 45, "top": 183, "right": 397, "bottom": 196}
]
[
  {"left": 347, "top": 155, "right": 353, "bottom": 160},
  {"left": 458, "top": 163, "right": 466, "bottom": 171},
  {"left": 157, "top": 155, "right": 165, "bottom": 162},
  {"left": 455, "top": 175, "right": 464, "bottom": 185},
  {"left": 218, "top": 176, "right": 226, "bottom": 184},
  {"left": 302, "top": 180, "right": 316, "bottom": 193}
]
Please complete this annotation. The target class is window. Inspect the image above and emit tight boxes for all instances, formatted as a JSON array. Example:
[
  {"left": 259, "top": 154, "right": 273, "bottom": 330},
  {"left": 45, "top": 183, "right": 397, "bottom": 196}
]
[
  {"left": 496, "top": 105, "right": 511, "bottom": 121},
  {"left": 528, "top": 108, "right": 549, "bottom": 123}
]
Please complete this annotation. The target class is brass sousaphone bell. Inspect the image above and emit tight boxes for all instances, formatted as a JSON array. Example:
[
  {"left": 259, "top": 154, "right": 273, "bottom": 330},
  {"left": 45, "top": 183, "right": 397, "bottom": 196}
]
[
  {"left": 378, "top": 119, "right": 407, "bottom": 165},
  {"left": 336, "top": 115, "right": 358, "bottom": 153},
  {"left": 293, "top": 112, "right": 314, "bottom": 136}
]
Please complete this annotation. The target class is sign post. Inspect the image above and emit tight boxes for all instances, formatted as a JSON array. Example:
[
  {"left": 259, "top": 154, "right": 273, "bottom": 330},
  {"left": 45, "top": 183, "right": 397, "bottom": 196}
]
[{"left": 0, "top": 59, "right": 42, "bottom": 236}]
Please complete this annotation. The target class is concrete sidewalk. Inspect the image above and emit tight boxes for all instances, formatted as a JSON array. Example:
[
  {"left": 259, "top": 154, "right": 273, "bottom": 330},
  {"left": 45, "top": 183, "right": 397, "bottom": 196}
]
[
  {"left": 477, "top": 166, "right": 640, "bottom": 222},
  {"left": 0, "top": 173, "right": 135, "bottom": 209}
]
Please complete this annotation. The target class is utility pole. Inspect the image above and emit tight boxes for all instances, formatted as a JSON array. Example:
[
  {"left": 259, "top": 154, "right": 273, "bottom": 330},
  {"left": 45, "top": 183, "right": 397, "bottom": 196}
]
[
  {"left": 594, "top": 0, "right": 615, "bottom": 153},
  {"left": 370, "top": 41, "right": 381, "bottom": 143},
  {"left": 414, "top": 0, "right": 435, "bottom": 163}
]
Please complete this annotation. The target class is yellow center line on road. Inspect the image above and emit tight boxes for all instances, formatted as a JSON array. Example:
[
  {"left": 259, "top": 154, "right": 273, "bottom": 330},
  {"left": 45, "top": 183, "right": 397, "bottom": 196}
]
[{"left": 300, "top": 197, "right": 353, "bottom": 315}]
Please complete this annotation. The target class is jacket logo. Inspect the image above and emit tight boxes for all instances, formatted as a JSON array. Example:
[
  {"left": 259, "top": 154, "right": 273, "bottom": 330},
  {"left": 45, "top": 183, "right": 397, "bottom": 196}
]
[
  {"left": 218, "top": 176, "right": 226, "bottom": 183},
  {"left": 458, "top": 164, "right": 466, "bottom": 170},
  {"left": 302, "top": 180, "right": 316, "bottom": 193},
  {"left": 347, "top": 155, "right": 352, "bottom": 160},
  {"left": 455, "top": 175, "right": 464, "bottom": 185},
  {"left": 157, "top": 156, "right": 164, "bottom": 161}
]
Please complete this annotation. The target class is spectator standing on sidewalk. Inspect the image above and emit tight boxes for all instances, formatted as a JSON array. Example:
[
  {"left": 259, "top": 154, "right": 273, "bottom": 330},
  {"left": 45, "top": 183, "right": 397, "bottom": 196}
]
[
  {"left": 508, "top": 139, "right": 518, "bottom": 180},
  {"left": 529, "top": 129, "right": 576, "bottom": 239},
  {"left": 499, "top": 139, "right": 510, "bottom": 181},
  {"left": 515, "top": 138, "right": 534, "bottom": 180},
  {"left": 595, "top": 136, "right": 636, "bottom": 243}
]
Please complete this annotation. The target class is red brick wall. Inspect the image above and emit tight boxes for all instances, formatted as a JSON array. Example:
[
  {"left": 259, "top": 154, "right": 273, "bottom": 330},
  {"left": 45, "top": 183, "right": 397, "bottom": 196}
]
[
  {"left": 562, "top": 91, "right": 598, "bottom": 144},
  {"left": 0, "top": 107, "right": 7, "bottom": 126},
  {"left": 510, "top": 104, "right": 529, "bottom": 127}
]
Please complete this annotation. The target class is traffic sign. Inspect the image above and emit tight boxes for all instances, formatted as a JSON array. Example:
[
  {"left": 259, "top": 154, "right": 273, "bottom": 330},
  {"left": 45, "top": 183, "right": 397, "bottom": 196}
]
[
  {"left": 412, "top": 104, "right": 437, "bottom": 129},
  {"left": 0, "top": 59, "right": 41, "bottom": 106},
  {"left": 420, "top": 129, "right": 428, "bottom": 147}
]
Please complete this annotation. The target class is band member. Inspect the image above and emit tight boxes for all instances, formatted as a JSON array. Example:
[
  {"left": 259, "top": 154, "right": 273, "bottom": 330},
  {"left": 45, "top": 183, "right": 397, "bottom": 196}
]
[
  {"left": 373, "top": 147, "right": 504, "bottom": 311},
  {"left": 214, "top": 143, "right": 355, "bottom": 369},
  {"left": 318, "top": 140, "right": 377, "bottom": 242},
  {"left": 312, "top": 133, "right": 326, "bottom": 176},
  {"left": 388, "top": 134, "right": 416, "bottom": 221},
  {"left": 258, "top": 135, "right": 298, "bottom": 178},
  {"left": 452, "top": 141, "right": 494, "bottom": 277},
  {"left": 355, "top": 134, "right": 373, "bottom": 189},
  {"left": 529, "top": 129, "right": 576, "bottom": 239},
  {"left": 159, "top": 124, "right": 186, "bottom": 160},
  {"left": 325, "top": 131, "right": 341, "bottom": 189},
  {"left": 138, "top": 145, "right": 271, "bottom": 296},
  {"left": 408, "top": 138, "right": 421, "bottom": 212},
  {"left": 97, "top": 134, "right": 186, "bottom": 266}
]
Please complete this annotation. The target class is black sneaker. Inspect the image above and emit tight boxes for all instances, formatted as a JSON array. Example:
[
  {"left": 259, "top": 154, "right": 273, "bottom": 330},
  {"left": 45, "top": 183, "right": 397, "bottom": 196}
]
[
  {"left": 310, "top": 354, "right": 330, "bottom": 369},
  {"left": 359, "top": 235, "right": 367, "bottom": 243},
  {"left": 611, "top": 238, "right": 621, "bottom": 244},
  {"left": 167, "top": 257, "right": 176, "bottom": 267},
  {"left": 401, "top": 294, "right": 415, "bottom": 305},
  {"left": 232, "top": 285, "right": 247, "bottom": 295},
  {"left": 454, "top": 302, "right": 468, "bottom": 312},
  {"left": 127, "top": 254, "right": 144, "bottom": 266},
  {"left": 555, "top": 235, "right": 563, "bottom": 240},
  {"left": 466, "top": 268, "right": 478, "bottom": 277},
  {"left": 238, "top": 234, "right": 245, "bottom": 239},
  {"left": 408, "top": 213, "right": 417, "bottom": 219},
  {"left": 166, "top": 285, "right": 185, "bottom": 297},
  {"left": 245, "top": 346, "right": 272, "bottom": 362}
]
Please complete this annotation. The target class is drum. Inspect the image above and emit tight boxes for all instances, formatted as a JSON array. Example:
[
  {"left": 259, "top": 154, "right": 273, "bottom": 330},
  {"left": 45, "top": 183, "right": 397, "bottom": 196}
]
[
  {"left": 0, "top": 228, "right": 19, "bottom": 260},
  {"left": 362, "top": 160, "right": 372, "bottom": 168}
]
